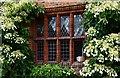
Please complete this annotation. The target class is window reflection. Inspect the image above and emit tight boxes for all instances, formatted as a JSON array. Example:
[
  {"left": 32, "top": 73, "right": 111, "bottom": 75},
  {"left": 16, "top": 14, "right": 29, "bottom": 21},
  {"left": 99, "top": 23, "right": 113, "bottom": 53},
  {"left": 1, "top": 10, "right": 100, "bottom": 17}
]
[
  {"left": 74, "top": 14, "right": 83, "bottom": 36},
  {"left": 61, "top": 16, "right": 70, "bottom": 36},
  {"left": 48, "top": 17, "right": 56, "bottom": 37}
]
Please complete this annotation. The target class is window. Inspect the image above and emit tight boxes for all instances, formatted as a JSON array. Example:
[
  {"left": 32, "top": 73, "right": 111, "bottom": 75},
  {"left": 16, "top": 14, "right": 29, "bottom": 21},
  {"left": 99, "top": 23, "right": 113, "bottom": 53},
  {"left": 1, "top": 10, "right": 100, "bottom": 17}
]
[
  {"left": 61, "top": 41, "right": 69, "bottom": 61},
  {"left": 36, "top": 16, "right": 44, "bottom": 37},
  {"left": 34, "top": 10, "right": 85, "bottom": 64},
  {"left": 60, "top": 16, "right": 70, "bottom": 36},
  {"left": 74, "top": 14, "right": 83, "bottom": 36},
  {"left": 48, "top": 17, "right": 56, "bottom": 37},
  {"left": 37, "top": 42, "right": 44, "bottom": 60},
  {"left": 48, "top": 41, "right": 56, "bottom": 61}
]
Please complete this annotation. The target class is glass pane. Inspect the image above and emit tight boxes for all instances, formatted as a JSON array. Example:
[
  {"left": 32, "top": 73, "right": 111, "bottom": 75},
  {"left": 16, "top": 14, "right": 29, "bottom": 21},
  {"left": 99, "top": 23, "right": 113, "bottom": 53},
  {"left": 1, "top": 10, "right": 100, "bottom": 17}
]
[
  {"left": 37, "top": 42, "right": 44, "bottom": 60},
  {"left": 36, "top": 19, "right": 44, "bottom": 37},
  {"left": 74, "top": 14, "right": 83, "bottom": 36},
  {"left": 61, "top": 41, "right": 69, "bottom": 61},
  {"left": 74, "top": 41, "right": 83, "bottom": 61},
  {"left": 61, "top": 16, "right": 70, "bottom": 36},
  {"left": 48, "top": 41, "right": 56, "bottom": 61},
  {"left": 48, "top": 17, "right": 56, "bottom": 37}
]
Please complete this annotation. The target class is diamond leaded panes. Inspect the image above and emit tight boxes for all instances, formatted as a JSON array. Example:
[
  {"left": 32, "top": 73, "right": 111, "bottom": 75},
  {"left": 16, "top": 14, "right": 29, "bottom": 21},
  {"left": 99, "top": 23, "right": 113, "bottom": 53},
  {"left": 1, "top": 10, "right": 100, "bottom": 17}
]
[
  {"left": 61, "top": 41, "right": 69, "bottom": 61},
  {"left": 37, "top": 42, "right": 44, "bottom": 60},
  {"left": 48, "top": 17, "right": 56, "bottom": 37},
  {"left": 74, "top": 14, "right": 83, "bottom": 36},
  {"left": 60, "top": 16, "right": 70, "bottom": 36},
  {"left": 48, "top": 41, "right": 56, "bottom": 61}
]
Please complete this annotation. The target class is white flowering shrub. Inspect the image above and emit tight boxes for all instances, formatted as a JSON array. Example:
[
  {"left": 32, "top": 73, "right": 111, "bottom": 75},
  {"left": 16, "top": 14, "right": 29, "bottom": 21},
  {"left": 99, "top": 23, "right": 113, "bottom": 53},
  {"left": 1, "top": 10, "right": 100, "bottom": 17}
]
[
  {"left": 81, "top": 1, "right": 120, "bottom": 78},
  {"left": 80, "top": 33, "right": 120, "bottom": 77},
  {"left": 1, "top": 1, "right": 44, "bottom": 78}
]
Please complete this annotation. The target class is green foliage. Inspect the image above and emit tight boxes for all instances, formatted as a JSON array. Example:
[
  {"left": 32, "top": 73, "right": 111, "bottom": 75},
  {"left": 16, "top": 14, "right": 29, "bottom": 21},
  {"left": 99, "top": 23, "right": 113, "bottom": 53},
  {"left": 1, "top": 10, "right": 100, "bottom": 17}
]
[
  {"left": 83, "top": 1, "right": 120, "bottom": 40},
  {"left": 80, "top": 1, "right": 120, "bottom": 78},
  {"left": 31, "top": 64, "right": 77, "bottom": 78},
  {"left": 0, "top": 1, "right": 44, "bottom": 78}
]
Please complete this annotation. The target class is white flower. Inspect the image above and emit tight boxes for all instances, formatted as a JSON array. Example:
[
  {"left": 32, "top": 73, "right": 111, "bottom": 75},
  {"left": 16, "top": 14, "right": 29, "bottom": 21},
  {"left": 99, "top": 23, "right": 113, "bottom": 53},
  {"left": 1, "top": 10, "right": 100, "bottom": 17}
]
[
  {"left": 66, "top": 72, "right": 70, "bottom": 75},
  {"left": 4, "top": 33, "right": 12, "bottom": 39},
  {"left": 15, "top": 37, "right": 25, "bottom": 44},
  {"left": 0, "top": 55, "right": 4, "bottom": 63},
  {"left": 2, "top": 44, "right": 12, "bottom": 53}
]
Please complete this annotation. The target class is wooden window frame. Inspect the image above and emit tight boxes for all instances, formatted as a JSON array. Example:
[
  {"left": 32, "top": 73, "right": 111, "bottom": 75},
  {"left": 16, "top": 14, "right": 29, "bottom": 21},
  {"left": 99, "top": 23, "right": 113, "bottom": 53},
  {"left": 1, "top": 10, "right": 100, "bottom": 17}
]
[{"left": 32, "top": 8, "right": 85, "bottom": 65}]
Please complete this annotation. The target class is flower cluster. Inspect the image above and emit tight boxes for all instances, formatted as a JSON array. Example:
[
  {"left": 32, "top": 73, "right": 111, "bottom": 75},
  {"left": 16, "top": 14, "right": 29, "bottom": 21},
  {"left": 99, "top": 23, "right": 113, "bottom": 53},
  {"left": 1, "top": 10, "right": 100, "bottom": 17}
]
[
  {"left": 86, "top": 1, "right": 119, "bottom": 17},
  {"left": 82, "top": 33, "right": 120, "bottom": 77},
  {"left": 8, "top": 50, "right": 26, "bottom": 64},
  {"left": 4, "top": 32, "right": 18, "bottom": 39},
  {"left": 0, "top": 55, "right": 4, "bottom": 64},
  {"left": 84, "top": 33, "right": 120, "bottom": 62},
  {"left": 15, "top": 37, "right": 25, "bottom": 44},
  {"left": 0, "top": 17, "right": 17, "bottom": 31},
  {"left": 80, "top": 61, "right": 118, "bottom": 77},
  {"left": 4, "top": 32, "right": 25, "bottom": 44},
  {"left": 1, "top": 44, "right": 12, "bottom": 54},
  {"left": 86, "top": 27, "right": 99, "bottom": 40}
]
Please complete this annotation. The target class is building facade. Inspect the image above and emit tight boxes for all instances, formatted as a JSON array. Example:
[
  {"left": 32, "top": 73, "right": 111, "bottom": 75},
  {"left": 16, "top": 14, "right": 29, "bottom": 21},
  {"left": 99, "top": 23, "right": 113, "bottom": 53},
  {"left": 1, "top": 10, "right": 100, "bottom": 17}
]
[{"left": 29, "top": 2, "right": 86, "bottom": 65}]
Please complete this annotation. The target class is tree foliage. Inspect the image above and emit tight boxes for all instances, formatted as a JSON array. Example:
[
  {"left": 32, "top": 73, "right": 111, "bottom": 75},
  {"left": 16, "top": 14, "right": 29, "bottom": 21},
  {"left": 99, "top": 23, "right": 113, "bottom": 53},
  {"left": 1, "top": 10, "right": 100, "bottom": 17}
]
[
  {"left": 80, "top": 1, "right": 120, "bottom": 78},
  {"left": 0, "top": 1, "right": 44, "bottom": 78}
]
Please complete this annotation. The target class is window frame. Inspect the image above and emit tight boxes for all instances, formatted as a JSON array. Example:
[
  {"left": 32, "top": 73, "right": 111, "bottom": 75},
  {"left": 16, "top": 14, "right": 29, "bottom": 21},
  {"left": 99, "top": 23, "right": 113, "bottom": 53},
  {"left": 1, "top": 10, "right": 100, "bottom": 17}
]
[{"left": 33, "top": 10, "right": 85, "bottom": 64}]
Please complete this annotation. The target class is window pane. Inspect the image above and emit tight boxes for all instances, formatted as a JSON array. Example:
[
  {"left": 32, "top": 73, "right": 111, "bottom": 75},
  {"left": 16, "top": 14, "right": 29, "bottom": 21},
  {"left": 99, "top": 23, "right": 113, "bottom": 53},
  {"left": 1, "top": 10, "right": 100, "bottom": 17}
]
[
  {"left": 36, "top": 19, "right": 44, "bottom": 37},
  {"left": 48, "top": 17, "right": 56, "bottom": 37},
  {"left": 48, "top": 41, "right": 56, "bottom": 61},
  {"left": 37, "top": 42, "right": 44, "bottom": 60},
  {"left": 74, "top": 41, "right": 83, "bottom": 61},
  {"left": 61, "top": 16, "right": 70, "bottom": 36},
  {"left": 61, "top": 41, "right": 69, "bottom": 61},
  {"left": 74, "top": 14, "right": 83, "bottom": 36}
]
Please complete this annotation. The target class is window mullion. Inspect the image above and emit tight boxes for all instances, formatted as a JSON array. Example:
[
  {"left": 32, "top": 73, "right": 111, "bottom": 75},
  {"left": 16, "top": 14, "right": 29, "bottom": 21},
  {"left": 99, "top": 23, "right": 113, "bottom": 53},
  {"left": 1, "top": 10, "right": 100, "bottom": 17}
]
[
  {"left": 70, "top": 12, "right": 74, "bottom": 37},
  {"left": 70, "top": 13, "right": 74, "bottom": 64},
  {"left": 44, "top": 15, "right": 48, "bottom": 62},
  {"left": 56, "top": 14, "right": 61, "bottom": 63}
]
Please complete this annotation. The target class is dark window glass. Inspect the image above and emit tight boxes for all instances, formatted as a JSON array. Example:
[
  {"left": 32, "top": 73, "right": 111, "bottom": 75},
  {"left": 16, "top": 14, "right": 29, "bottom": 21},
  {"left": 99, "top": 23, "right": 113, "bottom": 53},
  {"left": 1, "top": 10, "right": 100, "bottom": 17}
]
[
  {"left": 74, "top": 14, "right": 83, "bottom": 36},
  {"left": 48, "top": 41, "right": 56, "bottom": 61},
  {"left": 61, "top": 41, "right": 69, "bottom": 61},
  {"left": 60, "top": 16, "right": 70, "bottom": 36},
  {"left": 48, "top": 17, "right": 56, "bottom": 37},
  {"left": 74, "top": 41, "right": 83, "bottom": 61},
  {"left": 36, "top": 19, "right": 44, "bottom": 37},
  {"left": 37, "top": 42, "right": 44, "bottom": 60}
]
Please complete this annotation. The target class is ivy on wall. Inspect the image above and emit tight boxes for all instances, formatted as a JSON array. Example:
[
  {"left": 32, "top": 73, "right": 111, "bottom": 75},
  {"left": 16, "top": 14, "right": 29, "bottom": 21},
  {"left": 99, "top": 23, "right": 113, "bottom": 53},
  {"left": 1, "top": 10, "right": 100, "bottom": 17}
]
[
  {"left": 80, "top": 1, "right": 120, "bottom": 78},
  {"left": 0, "top": 1, "right": 44, "bottom": 78}
]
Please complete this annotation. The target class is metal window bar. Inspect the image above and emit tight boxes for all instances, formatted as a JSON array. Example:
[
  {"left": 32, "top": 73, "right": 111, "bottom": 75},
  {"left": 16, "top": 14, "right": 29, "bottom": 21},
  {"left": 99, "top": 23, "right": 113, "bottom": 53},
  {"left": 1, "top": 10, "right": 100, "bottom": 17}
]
[
  {"left": 37, "top": 43, "right": 44, "bottom": 60},
  {"left": 61, "top": 41, "right": 69, "bottom": 61},
  {"left": 48, "top": 41, "right": 56, "bottom": 61}
]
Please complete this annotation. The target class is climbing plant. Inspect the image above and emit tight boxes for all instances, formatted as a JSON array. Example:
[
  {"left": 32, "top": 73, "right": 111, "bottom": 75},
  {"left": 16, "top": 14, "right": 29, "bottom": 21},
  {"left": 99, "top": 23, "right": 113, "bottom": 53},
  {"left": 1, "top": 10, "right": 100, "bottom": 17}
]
[
  {"left": 80, "top": 1, "right": 120, "bottom": 78},
  {"left": 0, "top": 1, "right": 44, "bottom": 78}
]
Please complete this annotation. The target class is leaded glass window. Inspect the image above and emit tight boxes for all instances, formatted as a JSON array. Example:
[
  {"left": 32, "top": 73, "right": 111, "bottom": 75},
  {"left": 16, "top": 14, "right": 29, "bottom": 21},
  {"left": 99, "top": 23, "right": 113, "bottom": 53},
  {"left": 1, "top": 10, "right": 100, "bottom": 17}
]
[
  {"left": 37, "top": 42, "right": 44, "bottom": 60},
  {"left": 36, "top": 19, "right": 44, "bottom": 37},
  {"left": 60, "top": 16, "right": 70, "bottom": 36},
  {"left": 74, "top": 14, "right": 83, "bottom": 36},
  {"left": 48, "top": 41, "right": 56, "bottom": 61},
  {"left": 48, "top": 17, "right": 56, "bottom": 37},
  {"left": 61, "top": 41, "right": 69, "bottom": 61}
]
